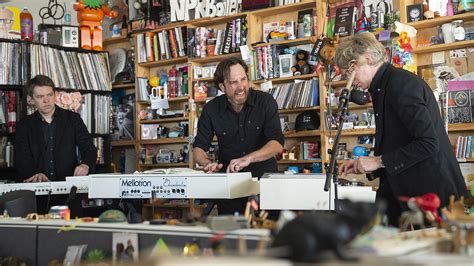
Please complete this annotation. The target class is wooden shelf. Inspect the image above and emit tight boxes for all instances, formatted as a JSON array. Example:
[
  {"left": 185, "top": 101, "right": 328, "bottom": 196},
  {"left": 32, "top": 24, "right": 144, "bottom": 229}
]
[
  {"left": 139, "top": 138, "right": 189, "bottom": 145},
  {"left": 137, "top": 96, "right": 189, "bottom": 105},
  {"left": 278, "top": 106, "right": 320, "bottom": 114},
  {"left": 337, "top": 128, "right": 376, "bottom": 136},
  {"left": 0, "top": 84, "right": 22, "bottom": 91},
  {"left": 140, "top": 116, "right": 188, "bottom": 124},
  {"left": 330, "top": 103, "right": 373, "bottom": 111},
  {"left": 194, "top": 77, "right": 214, "bottom": 82},
  {"left": 277, "top": 159, "right": 321, "bottom": 164},
  {"left": 448, "top": 123, "right": 474, "bottom": 132},
  {"left": 408, "top": 12, "right": 474, "bottom": 30},
  {"left": 147, "top": 21, "right": 189, "bottom": 34},
  {"left": 253, "top": 73, "right": 317, "bottom": 84},
  {"left": 191, "top": 13, "right": 247, "bottom": 27},
  {"left": 284, "top": 130, "right": 321, "bottom": 138},
  {"left": 103, "top": 36, "right": 129, "bottom": 45},
  {"left": 111, "top": 140, "right": 135, "bottom": 147},
  {"left": 412, "top": 40, "right": 474, "bottom": 54},
  {"left": 457, "top": 158, "right": 474, "bottom": 163},
  {"left": 138, "top": 57, "right": 188, "bottom": 67},
  {"left": 139, "top": 163, "right": 189, "bottom": 167},
  {"left": 253, "top": 37, "right": 312, "bottom": 48},
  {"left": 112, "top": 83, "right": 135, "bottom": 90},
  {"left": 250, "top": 1, "right": 315, "bottom": 16},
  {"left": 192, "top": 53, "right": 241, "bottom": 64},
  {"left": 55, "top": 87, "right": 112, "bottom": 95}
]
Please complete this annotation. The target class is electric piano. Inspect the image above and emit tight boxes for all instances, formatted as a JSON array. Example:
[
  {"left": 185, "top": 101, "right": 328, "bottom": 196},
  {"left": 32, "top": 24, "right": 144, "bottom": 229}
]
[
  {"left": 0, "top": 176, "right": 89, "bottom": 196},
  {"left": 88, "top": 172, "right": 259, "bottom": 199}
]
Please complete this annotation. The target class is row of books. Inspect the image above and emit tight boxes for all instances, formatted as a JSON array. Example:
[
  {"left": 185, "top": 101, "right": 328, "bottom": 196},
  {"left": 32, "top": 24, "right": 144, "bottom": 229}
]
[
  {"left": 456, "top": 135, "right": 474, "bottom": 159},
  {"left": 136, "top": 27, "right": 187, "bottom": 64},
  {"left": 30, "top": 44, "right": 112, "bottom": 92},
  {"left": 0, "top": 42, "right": 23, "bottom": 85},
  {"left": 268, "top": 79, "right": 319, "bottom": 109},
  {"left": 189, "top": 17, "right": 248, "bottom": 58},
  {"left": 252, "top": 44, "right": 288, "bottom": 80}
]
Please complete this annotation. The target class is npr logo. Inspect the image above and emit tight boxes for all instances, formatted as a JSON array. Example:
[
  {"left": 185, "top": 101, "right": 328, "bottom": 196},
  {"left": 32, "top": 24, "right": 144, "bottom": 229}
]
[{"left": 170, "top": 0, "right": 242, "bottom": 22}]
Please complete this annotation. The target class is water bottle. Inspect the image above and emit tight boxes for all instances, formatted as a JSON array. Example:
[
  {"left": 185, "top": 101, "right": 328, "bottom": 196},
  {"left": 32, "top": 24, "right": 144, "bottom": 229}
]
[
  {"left": 5, "top": 141, "right": 13, "bottom": 167},
  {"left": 63, "top": 2, "right": 71, "bottom": 25},
  {"left": 20, "top": 7, "right": 33, "bottom": 41}
]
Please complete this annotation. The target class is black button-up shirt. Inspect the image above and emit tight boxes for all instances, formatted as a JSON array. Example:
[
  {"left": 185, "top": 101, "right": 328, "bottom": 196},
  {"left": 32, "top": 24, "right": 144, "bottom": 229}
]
[
  {"left": 37, "top": 111, "right": 57, "bottom": 180},
  {"left": 193, "top": 89, "right": 284, "bottom": 178}
]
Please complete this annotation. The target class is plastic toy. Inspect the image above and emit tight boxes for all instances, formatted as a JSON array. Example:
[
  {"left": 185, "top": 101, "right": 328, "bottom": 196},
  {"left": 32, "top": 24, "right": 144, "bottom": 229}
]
[
  {"left": 291, "top": 50, "right": 312, "bottom": 76},
  {"left": 0, "top": 7, "right": 14, "bottom": 39},
  {"left": 74, "top": 0, "right": 117, "bottom": 50}
]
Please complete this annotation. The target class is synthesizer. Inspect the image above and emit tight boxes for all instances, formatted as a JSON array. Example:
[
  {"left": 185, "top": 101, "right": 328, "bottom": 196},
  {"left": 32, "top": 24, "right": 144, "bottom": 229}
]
[
  {"left": 259, "top": 173, "right": 376, "bottom": 210},
  {"left": 88, "top": 172, "right": 259, "bottom": 199},
  {"left": 0, "top": 176, "right": 89, "bottom": 196}
]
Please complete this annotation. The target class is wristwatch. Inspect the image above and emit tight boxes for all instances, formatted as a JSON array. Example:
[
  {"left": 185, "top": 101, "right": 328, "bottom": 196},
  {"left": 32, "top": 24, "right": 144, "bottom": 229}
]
[{"left": 379, "top": 156, "right": 385, "bottom": 168}]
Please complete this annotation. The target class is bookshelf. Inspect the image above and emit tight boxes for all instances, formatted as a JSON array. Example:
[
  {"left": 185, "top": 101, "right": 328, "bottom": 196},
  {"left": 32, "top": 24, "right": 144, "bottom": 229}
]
[
  {"left": 0, "top": 38, "right": 114, "bottom": 179},
  {"left": 103, "top": 36, "right": 137, "bottom": 174},
  {"left": 399, "top": 1, "right": 474, "bottom": 164}
]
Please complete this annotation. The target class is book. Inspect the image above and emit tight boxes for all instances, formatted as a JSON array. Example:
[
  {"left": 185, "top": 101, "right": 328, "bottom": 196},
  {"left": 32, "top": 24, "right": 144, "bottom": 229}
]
[
  {"left": 333, "top": 6, "right": 356, "bottom": 37},
  {"left": 447, "top": 90, "right": 471, "bottom": 124}
]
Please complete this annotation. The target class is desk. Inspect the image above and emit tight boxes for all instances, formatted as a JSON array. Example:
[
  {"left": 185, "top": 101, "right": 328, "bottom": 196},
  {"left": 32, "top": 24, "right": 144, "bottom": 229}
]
[{"left": 0, "top": 219, "right": 269, "bottom": 266}]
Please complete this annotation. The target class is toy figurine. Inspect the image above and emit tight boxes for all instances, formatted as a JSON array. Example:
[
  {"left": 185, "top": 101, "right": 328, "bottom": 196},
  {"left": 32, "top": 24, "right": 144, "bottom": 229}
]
[
  {"left": 0, "top": 7, "right": 13, "bottom": 39},
  {"left": 74, "top": 0, "right": 118, "bottom": 50},
  {"left": 291, "top": 50, "right": 312, "bottom": 76}
]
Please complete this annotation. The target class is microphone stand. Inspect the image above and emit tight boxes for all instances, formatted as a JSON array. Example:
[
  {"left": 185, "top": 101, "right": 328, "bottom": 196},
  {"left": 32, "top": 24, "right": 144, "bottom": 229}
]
[{"left": 324, "top": 71, "right": 356, "bottom": 212}]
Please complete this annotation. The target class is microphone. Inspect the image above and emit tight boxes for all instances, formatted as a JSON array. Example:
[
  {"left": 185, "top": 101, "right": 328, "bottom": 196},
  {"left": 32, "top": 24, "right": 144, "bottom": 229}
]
[{"left": 336, "top": 71, "right": 356, "bottom": 116}]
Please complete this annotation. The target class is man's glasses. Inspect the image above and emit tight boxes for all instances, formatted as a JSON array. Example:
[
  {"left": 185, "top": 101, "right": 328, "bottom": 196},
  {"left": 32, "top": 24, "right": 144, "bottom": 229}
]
[{"left": 345, "top": 60, "right": 357, "bottom": 75}]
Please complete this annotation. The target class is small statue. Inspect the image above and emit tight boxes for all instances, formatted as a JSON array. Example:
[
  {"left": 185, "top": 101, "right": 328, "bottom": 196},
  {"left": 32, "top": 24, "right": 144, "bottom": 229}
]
[
  {"left": 291, "top": 50, "right": 312, "bottom": 76},
  {"left": 74, "top": 0, "right": 118, "bottom": 50},
  {"left": 0, "top": 7, "right": 13, "bottom": 39}
]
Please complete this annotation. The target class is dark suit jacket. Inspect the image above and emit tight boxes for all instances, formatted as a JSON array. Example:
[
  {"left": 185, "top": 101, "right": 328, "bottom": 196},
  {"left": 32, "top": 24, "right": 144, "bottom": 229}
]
[
  {"left": 371, "top": 64, "right": 468, "bottom": 211},
  {"left": 15, "top": 106, "right": 97, "bottom": 181}
]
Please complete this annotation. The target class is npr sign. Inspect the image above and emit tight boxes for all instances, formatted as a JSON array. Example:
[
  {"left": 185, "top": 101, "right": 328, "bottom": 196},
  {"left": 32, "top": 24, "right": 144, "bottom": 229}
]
[{"left": 170, "top": 0, "right": 242, "bottom": 22}]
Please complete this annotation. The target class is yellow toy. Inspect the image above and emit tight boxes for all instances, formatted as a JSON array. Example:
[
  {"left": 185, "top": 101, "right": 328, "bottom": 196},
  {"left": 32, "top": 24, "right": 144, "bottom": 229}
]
[{"left": 74, "top": 0, "right": 117, "bottom": 50}]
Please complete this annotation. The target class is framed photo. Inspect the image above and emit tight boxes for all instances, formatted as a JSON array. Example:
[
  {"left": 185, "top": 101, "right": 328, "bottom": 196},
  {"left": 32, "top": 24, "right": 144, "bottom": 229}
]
[
  {"left": 279, "top": 54, "right": 294, "bottom": 77},
  {"left": 406, "top": 4, "right": 423, "bottom": 22}
]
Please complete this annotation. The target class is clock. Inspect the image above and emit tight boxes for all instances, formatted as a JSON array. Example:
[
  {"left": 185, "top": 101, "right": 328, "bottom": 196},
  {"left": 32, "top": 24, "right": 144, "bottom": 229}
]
[{"left": 407, "top": 4, "right": 423, "bottom": 22}]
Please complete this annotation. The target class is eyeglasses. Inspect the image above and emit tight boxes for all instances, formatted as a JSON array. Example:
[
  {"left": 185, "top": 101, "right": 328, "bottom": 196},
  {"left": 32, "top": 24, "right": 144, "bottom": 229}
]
[{"left": 345, "top": 60, "right": 357, "bottom": 75}]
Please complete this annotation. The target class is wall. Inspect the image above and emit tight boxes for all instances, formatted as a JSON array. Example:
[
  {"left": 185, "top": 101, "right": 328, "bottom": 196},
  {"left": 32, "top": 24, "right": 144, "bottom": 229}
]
[{"left": 1, "top": 0, "right": 79, "bottom": 29}]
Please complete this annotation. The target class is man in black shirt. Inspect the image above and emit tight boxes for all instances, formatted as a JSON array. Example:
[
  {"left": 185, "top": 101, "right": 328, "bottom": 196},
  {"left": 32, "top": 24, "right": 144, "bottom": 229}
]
[
  {"left": 193, "top": 57, "right": 284, "bottom": 214},
  {"left": 15, "top": 75, "right": 97, "bottom": 215}
]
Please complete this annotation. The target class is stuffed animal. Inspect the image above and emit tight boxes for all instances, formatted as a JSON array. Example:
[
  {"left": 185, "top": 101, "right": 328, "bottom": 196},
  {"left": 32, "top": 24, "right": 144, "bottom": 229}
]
[
  {"left": 291, "top": 50, "right": 312, "bottom": 75},
  {"left": 272, "top": 199, "right": 383, "bottom": 262},
  {"left": 74, "top": 0, "right": 118, "bottom": 50}
]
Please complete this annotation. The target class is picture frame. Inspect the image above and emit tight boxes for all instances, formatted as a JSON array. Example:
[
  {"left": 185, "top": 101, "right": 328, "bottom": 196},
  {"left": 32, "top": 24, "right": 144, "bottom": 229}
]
[
  {"left": 406, "top": 4, "right": 423, "bottom": 22},
  {"left": 279, "top": 54, "right": 294, "bottom": 78}
]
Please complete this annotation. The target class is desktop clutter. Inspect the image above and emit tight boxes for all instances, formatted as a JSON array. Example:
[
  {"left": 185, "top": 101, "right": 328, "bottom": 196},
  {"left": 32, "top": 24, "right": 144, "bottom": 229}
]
[{"left": 1, "top": 185, "right": 474, "bottom": 264}]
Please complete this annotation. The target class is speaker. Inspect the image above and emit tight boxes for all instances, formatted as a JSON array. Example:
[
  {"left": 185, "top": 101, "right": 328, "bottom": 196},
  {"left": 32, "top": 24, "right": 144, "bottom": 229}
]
[{"left": 0, "top": 190, "right": 37, "bottom": 217}]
